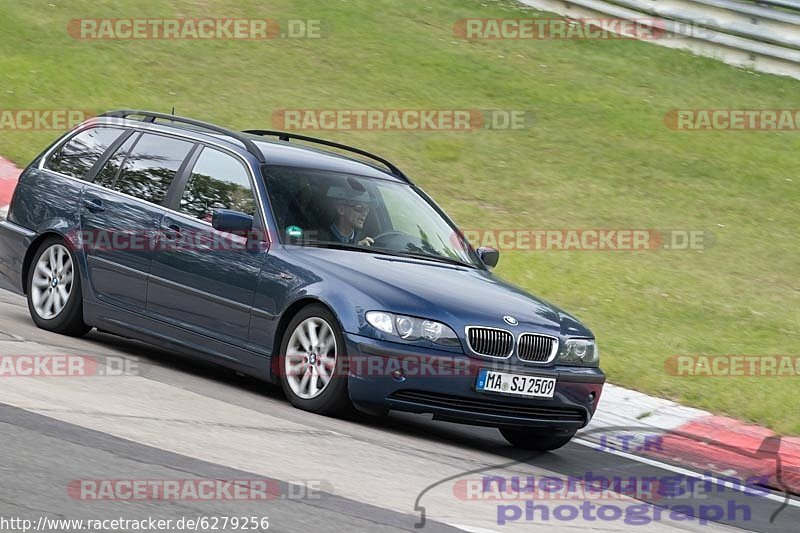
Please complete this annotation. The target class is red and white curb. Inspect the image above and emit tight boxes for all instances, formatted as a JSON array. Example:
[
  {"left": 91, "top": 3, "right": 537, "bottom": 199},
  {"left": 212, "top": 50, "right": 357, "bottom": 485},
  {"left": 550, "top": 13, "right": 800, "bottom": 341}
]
[
  {"left": 585, "top": 384, "right": 800, "bottom": 495},
  {"left": 0, "top": 156, "right": 21, "bottom": 219}
]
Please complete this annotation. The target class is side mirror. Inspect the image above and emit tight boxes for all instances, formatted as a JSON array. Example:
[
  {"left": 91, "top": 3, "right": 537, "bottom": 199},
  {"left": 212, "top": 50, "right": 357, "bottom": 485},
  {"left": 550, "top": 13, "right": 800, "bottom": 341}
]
[
  {"left": 212, "top": 209, "right": 253, "bottom": 234},
  {"left": 477, "top": 247, "right": 500, "bottom": 268}
]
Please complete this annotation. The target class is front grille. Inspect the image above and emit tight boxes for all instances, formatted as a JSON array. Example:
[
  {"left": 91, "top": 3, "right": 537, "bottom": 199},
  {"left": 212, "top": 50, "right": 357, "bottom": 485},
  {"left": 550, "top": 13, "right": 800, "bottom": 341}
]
[
  {"left": 518, "top": 334, "right": 557, "bottom": 362},
  {"left": 390, "top": 390, "right": 585, "bottom": 423},
  {"left": 467, "top": 327, "right": 513, "bottom": 358}
]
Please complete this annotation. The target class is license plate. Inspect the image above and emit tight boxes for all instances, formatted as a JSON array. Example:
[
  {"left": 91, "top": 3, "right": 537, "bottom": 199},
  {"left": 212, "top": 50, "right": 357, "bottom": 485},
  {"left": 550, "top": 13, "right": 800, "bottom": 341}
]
[{"left": 476, "top": 369, "right": 556, "bottom": 399}]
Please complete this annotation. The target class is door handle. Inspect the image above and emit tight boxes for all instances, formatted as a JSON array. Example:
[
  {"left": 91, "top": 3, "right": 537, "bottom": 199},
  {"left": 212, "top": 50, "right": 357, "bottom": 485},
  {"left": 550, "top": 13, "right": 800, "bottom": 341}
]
[
  {"left": 83, "top": 198, "right": 105, "bottom": 214},
  {"left": 161, "top": 223, "right": 182, "bottom": 240}
]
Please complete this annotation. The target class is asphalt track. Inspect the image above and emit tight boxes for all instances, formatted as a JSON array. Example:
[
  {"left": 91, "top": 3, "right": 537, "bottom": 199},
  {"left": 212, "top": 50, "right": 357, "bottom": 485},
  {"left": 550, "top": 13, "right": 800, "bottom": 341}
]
[{"left": 0, "top": 286, "right": 797, "bottom": 532}]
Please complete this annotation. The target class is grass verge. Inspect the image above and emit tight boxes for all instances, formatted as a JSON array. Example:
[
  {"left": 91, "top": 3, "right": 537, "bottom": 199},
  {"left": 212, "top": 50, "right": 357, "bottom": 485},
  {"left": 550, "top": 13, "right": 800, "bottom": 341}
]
[{"left": 0, "top": 0, "right": 797, "bottom": 433}]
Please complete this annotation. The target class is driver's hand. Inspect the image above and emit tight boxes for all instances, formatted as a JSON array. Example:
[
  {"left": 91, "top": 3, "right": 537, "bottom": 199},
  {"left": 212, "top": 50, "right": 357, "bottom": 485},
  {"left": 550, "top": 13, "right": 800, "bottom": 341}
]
[{"left": 358, "top": 237, "right": 374, "bottom": 247}]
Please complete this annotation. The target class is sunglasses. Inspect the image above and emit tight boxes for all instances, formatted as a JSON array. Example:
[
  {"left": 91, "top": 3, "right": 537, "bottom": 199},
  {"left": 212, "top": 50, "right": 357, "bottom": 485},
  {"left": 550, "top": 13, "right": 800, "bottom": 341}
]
[{"left": 348, "top": 203, "right": 371, "bottom": 214}]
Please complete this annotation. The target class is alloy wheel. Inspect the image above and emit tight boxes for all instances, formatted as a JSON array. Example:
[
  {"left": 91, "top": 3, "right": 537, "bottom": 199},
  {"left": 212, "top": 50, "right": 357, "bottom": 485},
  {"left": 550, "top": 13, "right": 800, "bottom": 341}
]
[
  {"left": 31, "top": 244, "right": 74, "bottom": 320},
  {"left": 284, "top": 317, "right": 338, "bottom": 399}
]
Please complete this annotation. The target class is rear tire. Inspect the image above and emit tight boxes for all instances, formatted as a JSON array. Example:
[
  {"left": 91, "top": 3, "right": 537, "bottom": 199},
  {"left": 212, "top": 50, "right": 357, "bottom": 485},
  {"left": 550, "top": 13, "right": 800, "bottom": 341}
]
[
  {"left": 278, "top": 304, "right": 352, "bottom": 416},
  {"left": 26, "top": 237, "right": 91, "bottom": 337},
  {"left": 499, "top": 427, "right": 576, "bottom": 451}
]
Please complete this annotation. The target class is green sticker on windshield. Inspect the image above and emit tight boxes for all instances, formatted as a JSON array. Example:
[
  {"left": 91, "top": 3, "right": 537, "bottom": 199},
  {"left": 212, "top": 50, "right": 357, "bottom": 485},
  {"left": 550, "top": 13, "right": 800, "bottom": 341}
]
[{"left": 286, "top": 225, "right": 303, "bottom": 238}]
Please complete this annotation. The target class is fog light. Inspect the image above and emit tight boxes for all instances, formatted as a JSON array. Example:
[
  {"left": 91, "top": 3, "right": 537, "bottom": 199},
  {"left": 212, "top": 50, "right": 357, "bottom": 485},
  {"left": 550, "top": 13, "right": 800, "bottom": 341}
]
[{"left": 391, "top": 369, "right": 406, "bottom": 382}]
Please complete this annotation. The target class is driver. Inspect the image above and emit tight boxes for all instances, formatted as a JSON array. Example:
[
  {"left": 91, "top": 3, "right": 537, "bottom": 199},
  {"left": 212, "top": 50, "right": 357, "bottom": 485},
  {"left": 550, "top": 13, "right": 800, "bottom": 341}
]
[{"left": 318, "top": 186, "right": 375, "bottom": 246}]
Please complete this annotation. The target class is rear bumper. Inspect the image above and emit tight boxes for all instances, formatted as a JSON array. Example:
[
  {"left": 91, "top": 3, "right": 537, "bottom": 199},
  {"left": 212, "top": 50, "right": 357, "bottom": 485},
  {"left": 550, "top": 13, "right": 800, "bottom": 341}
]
[
  {"left": 344, "top": 333, "right": 605, "bottom": 429},
  {"left": 0, "top": 220, "right": 36, "bottom": 294}
]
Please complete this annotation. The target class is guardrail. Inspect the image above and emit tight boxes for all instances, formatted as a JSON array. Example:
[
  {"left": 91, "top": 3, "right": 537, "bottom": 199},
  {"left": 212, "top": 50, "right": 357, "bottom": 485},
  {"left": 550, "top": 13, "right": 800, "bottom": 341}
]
[
  {"left": 748, "top": 0, "right": 800, "bottom": 11},
  {"left": 519, "top": 0, "right": 800, "bottom": 80}
]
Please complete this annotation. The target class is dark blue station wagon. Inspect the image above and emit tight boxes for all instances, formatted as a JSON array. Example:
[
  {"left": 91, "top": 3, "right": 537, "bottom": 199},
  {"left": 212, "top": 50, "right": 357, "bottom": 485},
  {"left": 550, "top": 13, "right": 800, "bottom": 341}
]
[{"left": 0, "top": 110, "right": 604, "bottom": 450}]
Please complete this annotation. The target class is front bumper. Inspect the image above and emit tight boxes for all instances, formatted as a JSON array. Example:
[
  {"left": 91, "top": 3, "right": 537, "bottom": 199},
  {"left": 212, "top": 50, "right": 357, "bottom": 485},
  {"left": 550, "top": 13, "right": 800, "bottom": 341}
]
[{"left": 344, "top": 333, "right": 605, "bottom": 429}]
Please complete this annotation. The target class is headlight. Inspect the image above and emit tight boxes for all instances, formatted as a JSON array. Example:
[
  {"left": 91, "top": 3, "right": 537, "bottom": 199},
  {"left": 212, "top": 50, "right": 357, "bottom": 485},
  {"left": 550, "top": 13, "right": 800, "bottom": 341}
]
[
  {"left": 558, "top": 338, "right": 599, "bottom": 367},
  {"left": 366, "top": 311, "right": 460, "bottom": 348}
]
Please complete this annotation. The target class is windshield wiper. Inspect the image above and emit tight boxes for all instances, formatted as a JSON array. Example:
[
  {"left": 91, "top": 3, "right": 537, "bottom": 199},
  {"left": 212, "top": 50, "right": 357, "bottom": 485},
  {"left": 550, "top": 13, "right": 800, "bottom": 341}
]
[
  {"left": 402, "top": 242, "right": 476, "bottom": 269},
  {"left": 300, "top": 242, "right": 476, "bottom": 269},
  {"left": 391, "top": 251, "right": 476, "bottom": 269},
  {"left": 300, "top": 242, "right": 406, "bottom": 259}
]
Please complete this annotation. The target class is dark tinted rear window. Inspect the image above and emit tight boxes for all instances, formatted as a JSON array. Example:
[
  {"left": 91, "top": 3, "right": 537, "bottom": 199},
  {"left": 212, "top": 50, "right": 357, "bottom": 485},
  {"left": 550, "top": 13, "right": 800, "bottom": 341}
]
[
  {"left": 113, "top": 133, "right": 194, "bottom": 205},
  {"left": 45, "top": 127, "right": 125, "bottom": 180}
]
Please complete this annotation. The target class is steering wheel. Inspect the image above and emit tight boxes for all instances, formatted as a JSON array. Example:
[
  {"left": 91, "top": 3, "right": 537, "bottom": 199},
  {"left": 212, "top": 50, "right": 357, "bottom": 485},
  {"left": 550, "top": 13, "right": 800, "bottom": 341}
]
[{"left": 371, "top": 231, "right": 410, "bottom": 248}]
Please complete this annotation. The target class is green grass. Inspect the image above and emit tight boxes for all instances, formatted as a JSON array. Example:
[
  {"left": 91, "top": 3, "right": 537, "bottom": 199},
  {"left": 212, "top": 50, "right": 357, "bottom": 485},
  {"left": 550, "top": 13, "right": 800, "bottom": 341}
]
[{"left": 1, "top": 0, "right": 798, "bottom": 434}]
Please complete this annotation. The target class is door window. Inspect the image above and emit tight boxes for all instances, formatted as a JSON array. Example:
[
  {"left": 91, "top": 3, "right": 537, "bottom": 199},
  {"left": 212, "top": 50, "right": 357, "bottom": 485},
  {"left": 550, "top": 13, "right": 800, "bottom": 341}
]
[
  {"left": 179, "top": 147, "right": 256, "bottom": 222},
  {"left": 113, "top": 133, "right": 194, "bottom": 204}
]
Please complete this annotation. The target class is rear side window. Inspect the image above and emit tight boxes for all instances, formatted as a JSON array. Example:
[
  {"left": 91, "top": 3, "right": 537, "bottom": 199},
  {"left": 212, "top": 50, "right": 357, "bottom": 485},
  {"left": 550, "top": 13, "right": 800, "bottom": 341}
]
[
  {"left": 179, "top": 147, "right": 256, "bottom": 221},
  {"left": 113, "top": 133, "right": 194, "bottom": 205},
  {"left": 45, "top": 127, "right": 125, "bottom": 180}
]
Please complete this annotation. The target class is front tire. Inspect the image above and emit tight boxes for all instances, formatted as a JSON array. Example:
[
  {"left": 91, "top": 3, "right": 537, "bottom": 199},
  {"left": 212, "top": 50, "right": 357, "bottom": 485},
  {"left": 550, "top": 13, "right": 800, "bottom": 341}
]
[
  {"left": 26, "top": 237, "right": 91, "bottom": 337},
  {"left": 499, "top": 427, "right": 576, "bottom": 451},
  {"left": 278, "top": 304, "right": 352, "bottom": 416}
]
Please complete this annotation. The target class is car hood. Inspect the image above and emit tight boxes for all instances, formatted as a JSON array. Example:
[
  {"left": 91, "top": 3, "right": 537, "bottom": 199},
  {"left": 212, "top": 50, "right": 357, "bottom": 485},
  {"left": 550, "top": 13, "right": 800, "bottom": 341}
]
[{"left": 286, "top": 247, "right": 592, "bottom": 337}]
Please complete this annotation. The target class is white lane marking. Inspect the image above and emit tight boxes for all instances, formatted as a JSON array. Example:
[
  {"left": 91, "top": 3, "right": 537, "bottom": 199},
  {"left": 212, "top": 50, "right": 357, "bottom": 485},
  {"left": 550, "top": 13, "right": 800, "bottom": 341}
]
[
  {"left": 573, "top": 437, "right": 800, "bottom": 508},
  {"left": 448, "top": 524, "right": 499, "bottom": 533}
]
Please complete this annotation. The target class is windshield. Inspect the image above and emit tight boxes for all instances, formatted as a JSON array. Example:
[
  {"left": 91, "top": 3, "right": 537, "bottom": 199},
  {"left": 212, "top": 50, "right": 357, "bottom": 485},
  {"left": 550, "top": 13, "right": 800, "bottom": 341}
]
[{"left": 264, "top": 166, "right": 479, "bottom": 268}]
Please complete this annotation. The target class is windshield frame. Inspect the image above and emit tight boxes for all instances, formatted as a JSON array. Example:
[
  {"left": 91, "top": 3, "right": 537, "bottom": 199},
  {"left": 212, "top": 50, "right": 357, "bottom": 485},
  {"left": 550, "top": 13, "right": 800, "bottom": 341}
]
[{"left": 260, "top": 164, "right": 485, "bottom": 270}]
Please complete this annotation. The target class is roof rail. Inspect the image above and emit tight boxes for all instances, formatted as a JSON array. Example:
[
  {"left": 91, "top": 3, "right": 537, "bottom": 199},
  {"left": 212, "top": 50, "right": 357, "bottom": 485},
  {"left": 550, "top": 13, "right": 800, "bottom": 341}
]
[
  {"left": 99, "top": 110, "right": 266, "bottom": 163},
  {"left": 243, "top": 130, "right": 409, "bottom": 182}
]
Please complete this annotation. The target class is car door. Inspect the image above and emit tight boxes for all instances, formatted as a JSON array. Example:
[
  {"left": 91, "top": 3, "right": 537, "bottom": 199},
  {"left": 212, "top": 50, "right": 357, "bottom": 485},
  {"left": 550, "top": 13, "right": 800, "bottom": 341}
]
[
  {"left": 147, "top": 145, "right": 267, "bottom": 350},
  {"left": 81, "top": 131, "right": 195, "bottom": 312},
  {"left": 19, "top": 125, "right": 126, "bottom": 236}
]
